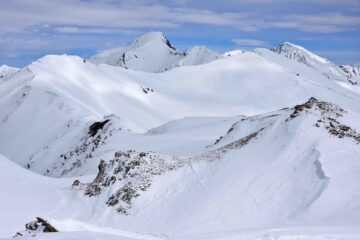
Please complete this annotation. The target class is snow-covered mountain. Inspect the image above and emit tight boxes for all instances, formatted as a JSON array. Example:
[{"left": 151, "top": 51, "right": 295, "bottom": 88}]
[
  {"left": 3, "top": 49, "right": 360, "bottom": 177},
  {"left": 2, "top": 98, "right": 360, "bottom": 239},
  {"left": 71, "top": 97, "right": 360, "bottom": 235},
  {"left": 0, "top": 64, "right": 19, "bottom": 82},
  {"left": 176, "top": 45, "right": 222, "bottom": 67},
  {"left": 1, "top": 36, "right": 360, "bottom": 240},
  {"left": 271, "top": 42, "right": 358, "bottom": 85},
  {"left": 89, "top": 32, "right": 222, "bottom": 72}
]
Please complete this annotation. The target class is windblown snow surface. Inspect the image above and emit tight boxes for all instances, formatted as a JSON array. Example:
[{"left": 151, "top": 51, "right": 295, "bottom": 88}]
[{"left": 1, "top": 33, "right": 360, "bottom": 240}]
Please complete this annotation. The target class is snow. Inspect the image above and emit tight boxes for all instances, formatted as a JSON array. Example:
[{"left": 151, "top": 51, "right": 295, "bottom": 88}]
[
  {"left": 271, "top": 42, "right": 352, "bottom": 84},
  {"left": 0, "top": 154, "right": 87, "bottom": 237},
  {"left": 176, "top": 45, "right": 222, "bottom": 66},
  {"left": 89, "top": 32, "right": 184, "bottom": 72},
  {"left": 90, "top": 32, "right": 222, "bottom": 72},
  {"left": 2, "top": 227, "right": 360, "bottom": 240},
  {"left": 339, "top": 64, "right": 360, "bottom": 84},
  {"left": 223, "top": 49, "right": 244, "bottom": 57},
  {"left": 280, "top": 42, "right": 329, "bottom": 64},
  {"left": 3, "top": 50, "right": 360, "bottom": 177},
  {"left": 0, "top": 65, "right": 19, "bottom": 83},
  {"left": 1, "top": 34, "right": 360, "bottom": 239}
]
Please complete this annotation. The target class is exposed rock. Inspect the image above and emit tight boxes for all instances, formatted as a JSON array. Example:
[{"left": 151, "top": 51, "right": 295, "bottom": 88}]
[
  {"left": 72, "top": 179, "right": 80, "bottom": 187},
  {"left": 54, "top": 118, "right": 121, "bottom": 177},
  {"left": 88, "top": 119, "right": 110, "bottom": 137},
  {"left": 14, "top": 217, "right": 58, "bottom": 238},
  {"left": 74, "top": 97, "right": 360, "bottom": 217},
  {"left": 339, "top": 65, "right": 360, "bottom": 85},
  {"left": 80, "top": 150, "right": 183, "bottom": 214},
  {"left": 271, "top": 42, "right": 309, "bottom": 66},
  {"left": 287, "top": 97, "right": 359, "bottom": 143}
]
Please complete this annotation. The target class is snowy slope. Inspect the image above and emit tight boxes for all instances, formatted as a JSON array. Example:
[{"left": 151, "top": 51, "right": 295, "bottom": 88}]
[
  {"left": 223, "top": 49, "right": 244, "bottom": 57},
  {"left": 0, "top": 65, "right": 19, "bottom": 82},
  {"left": 1, "top": 48, "right": 360, "bottom": 177},
  {"left": 0, "top": 154, "right": 80, "bottom": 237},
  {"left": 0, "top": 154, "right": 164, "bottom": 239},
  {"left": 2, "top": 99, "right": 360, "bottom": 240},
  {"left": 271, "top": 42, "right": 355, "bottom": 84},
  {"left": 64, "top": 98, "right": 360, "bottom": 236},
  {"left": 175, "top": 45, "right": 222, "bottom": 67},
  {"left": 1, "top": 39, "right": 360, "bottom": 240},
  {"left": 339, "top": 64, "right": 360, "bottom": 85},
  {"left": 89, "top": 32, "right": 184, "bottom": 72},
  {"left": 90, "top": 32, "right": 222, "bottom": 72}
]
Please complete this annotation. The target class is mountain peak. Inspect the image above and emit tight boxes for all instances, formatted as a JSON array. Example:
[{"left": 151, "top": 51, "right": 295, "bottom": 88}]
[
  {"left": 130, "top": 31, "right": 176, "bottom": 50},
  {"left": 0, "top": 64, "right": 19, "bottom": 80},
  {"left": 0, "top": 64, "right": 19, "bottom": 71},
  {"left": 272, "top": 42, "right": 329, "bottom": 64},
  {"left": 89, "top": 32, "right": 222, "bottom": 72},
  {"left": 270, "top": 42, "right": 357, "bottom": 84}
]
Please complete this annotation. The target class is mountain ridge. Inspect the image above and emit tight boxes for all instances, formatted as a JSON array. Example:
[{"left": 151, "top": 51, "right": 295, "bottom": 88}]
[{"left": 1, "top": 32, "right": 360, "bottom": 240}]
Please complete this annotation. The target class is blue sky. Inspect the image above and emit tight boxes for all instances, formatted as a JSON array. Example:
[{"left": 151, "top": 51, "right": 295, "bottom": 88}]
[{"left": 0, "top": 0, "right": 359, "bottom": 67}]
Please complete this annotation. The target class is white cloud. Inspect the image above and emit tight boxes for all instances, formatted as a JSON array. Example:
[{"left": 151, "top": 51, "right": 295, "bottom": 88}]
[
  {"left": 269, "top": 12, "right": 360, "bottom": 33},
  {"left": 1, "top": 0, "right": 358, "bottom": 34},
  {"left": 54, "top": 27, "right": 139, "bottom": 35}
]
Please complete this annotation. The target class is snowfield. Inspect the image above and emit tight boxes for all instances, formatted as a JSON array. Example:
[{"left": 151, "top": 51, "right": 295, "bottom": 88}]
[{"left": 1, "top": 32, "right": 360, "bottom": 239}]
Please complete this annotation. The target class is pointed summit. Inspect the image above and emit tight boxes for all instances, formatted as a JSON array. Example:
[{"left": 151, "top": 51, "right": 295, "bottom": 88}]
[
  {"left": 90, "top": 32, "right": 183, "bottom": 72},
  {"left": 130, "top": 31, "right": 177, "bottom": 51},
  {"left": 89, "top": 32, "right": 222, "bottom": 72}
]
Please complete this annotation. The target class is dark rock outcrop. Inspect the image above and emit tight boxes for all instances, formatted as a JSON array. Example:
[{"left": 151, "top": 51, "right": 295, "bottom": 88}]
[{"left": 14, "top": 217, "right": 58, "bottom": 238}]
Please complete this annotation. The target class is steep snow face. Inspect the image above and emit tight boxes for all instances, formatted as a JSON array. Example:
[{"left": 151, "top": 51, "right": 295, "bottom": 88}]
[
  {"left": 340, "top": 65, "right": 360, "bottom": 85},
  {"left": 90, "top": 32, "right": 223, "bottom": 72},
  {"left": 89, "top": 32, "right": 184, "bottom": 72},
  {"left": 0, "top": 65, "right": 19, "bottom": 82},
  {"left": 271, "top": 42, "right": 351, "bottom": 84}
]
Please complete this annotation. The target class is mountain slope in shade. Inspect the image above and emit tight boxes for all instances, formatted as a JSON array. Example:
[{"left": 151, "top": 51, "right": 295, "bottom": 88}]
[{"left": 89, "top": 32, "right": 222, "bottom": 72}]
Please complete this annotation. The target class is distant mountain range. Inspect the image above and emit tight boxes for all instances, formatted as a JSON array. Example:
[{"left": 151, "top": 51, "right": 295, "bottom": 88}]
[{"left": 88, "top": 32, "right": 360, "bottom": 86}]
